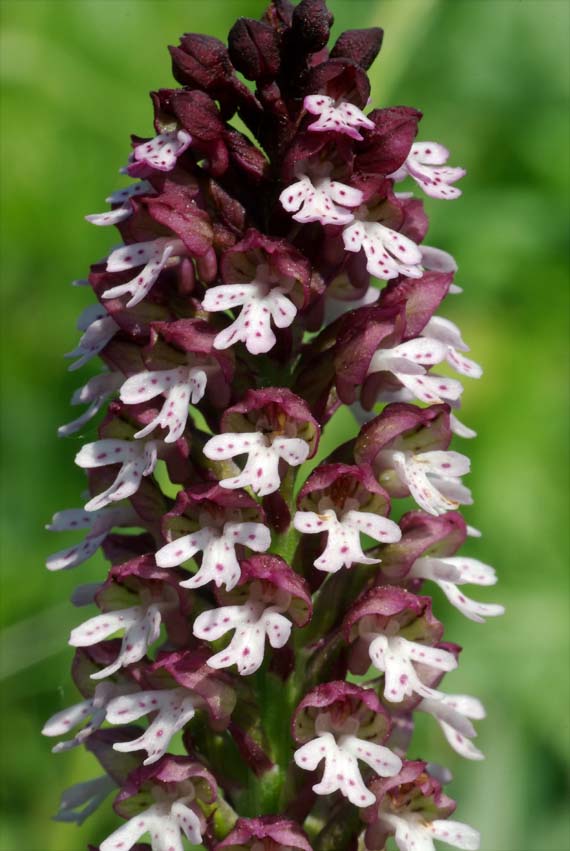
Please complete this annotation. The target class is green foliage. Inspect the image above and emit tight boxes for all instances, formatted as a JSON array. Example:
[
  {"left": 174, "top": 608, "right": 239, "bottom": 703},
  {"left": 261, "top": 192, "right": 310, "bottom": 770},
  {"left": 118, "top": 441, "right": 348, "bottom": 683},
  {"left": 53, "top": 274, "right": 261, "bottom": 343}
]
[{"left": 1, "top": 1, "right": 568, "bottom": 849}]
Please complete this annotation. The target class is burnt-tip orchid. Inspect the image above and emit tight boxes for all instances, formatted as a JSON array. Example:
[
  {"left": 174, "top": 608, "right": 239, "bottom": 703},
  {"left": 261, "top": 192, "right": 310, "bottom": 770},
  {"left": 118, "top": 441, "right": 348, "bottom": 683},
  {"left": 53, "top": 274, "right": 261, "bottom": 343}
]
[{"left": 46, "top": 2, "right": 499, "bottom": 849}]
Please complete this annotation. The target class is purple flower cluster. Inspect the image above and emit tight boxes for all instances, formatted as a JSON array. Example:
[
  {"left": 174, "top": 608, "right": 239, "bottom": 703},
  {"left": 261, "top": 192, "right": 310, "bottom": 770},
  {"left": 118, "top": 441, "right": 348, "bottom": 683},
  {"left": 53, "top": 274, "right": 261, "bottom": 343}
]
[{"left": 44, "top": 2, "right": 503, "bottom": 849}]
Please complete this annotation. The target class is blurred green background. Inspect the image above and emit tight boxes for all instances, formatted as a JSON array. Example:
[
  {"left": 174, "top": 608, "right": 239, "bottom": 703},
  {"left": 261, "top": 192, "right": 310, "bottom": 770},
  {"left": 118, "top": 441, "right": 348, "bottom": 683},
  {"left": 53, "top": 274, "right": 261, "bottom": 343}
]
[{"left": 1, "top": 1, "right": 568, "bottom": 849}]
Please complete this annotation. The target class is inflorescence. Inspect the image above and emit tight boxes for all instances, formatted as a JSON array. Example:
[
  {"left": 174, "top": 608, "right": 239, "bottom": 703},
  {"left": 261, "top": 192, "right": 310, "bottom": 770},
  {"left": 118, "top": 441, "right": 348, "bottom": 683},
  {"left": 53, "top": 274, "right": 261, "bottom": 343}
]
[{"left": 44, "top": 2, "right": 503, "bottom": 849}]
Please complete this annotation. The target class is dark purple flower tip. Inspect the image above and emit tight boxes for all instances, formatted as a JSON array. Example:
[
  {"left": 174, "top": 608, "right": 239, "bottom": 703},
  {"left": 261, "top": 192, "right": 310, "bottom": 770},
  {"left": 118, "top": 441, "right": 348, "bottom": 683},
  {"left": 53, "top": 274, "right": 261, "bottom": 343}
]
[
  {"left": 292, "top": 681, "right": 391, "bottom": 745},
  {"left": 145, "top": 190, "right": 214, "bottom": 259},
  {"left": 354, "top": 402, "right": 452, "bottom": 469},
  {"left": 221, "top": 554, "right": 313, "bottom": 627},
  {"left": 263, "top": 0, "right": 295, "bottom": 30},
  {"left": 216, "top": 814, "right": 313, "bottom": 850},
  {"left": 85, "top": 727, "right": 144, "bottom": 787},
  {"left": 228, "top": 18, "right": 281, "bottom": 81},
  {"left": 297, "top": 462, "right": 392, "bottom": 517},
  {"left": 378, "top": 271, "right": 454, "bottom": 339},
  {"left": 342, "top": 585, "right": 444, "bottom": 649},
  {"left": 168, "top": 33, "right": 256, "bottom": 120},
  {"left": 330, "top": 27, "right": 384, "bottom": 71},
  {"left": 115, "top": 754, "right": 217, "bottom": 818},
  {"left": 291, "top": 0, "right": 333, "bottom": 51},
  {"left": 354, "top": 106, "right": 422, "bottom": 176},
  {"left": 333, "top": 304, "right": 401, "bottom": 405},
  {"left": 362, "top": 760, "right": 456, "bottom": 828},
  {"left": 221, "top": 387, "right": 321, "bottom": 457},
  {"left": 149, "top": 318, "right": 233, "bottom": 375},
  {"left": 161, "top": 481, "right": 265, "bottom": 542},
  {"left": 378, "top": 510, "right": 467, "bottom": 580},
  {"left": 219, "top": 229, "right": 313, "bottom": 310},
  {"left": 304, "top": 58, "right": 370, "bottom": 108},
  {"left": 150, "top": 648, "right": 237, "bottom": 730}
]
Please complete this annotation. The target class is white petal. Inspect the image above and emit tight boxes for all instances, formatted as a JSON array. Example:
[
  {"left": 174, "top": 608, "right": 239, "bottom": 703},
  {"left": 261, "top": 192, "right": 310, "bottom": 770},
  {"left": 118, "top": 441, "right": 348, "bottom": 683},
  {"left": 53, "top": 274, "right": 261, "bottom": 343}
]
[
  {"left": 420, "top": 245, "right": 458, "bottom": 274},
  {"left": 411, "top": 142, "right": 450, "bottom": 165},
  {"left": 436, "top": 581, "right": 505, "bottom": 623},
  {"left": 393, "top": 453, "right": 459, "bottom": 516},
  {"left": 69, "top": 608, "right": 138, "bottom": 647},
  {"left": 42, "top": 699, "right": 93, "bottom": 737},
  {"left": 272, "top": 437, "right": 310, "bottom": 466},
  {"left": 46, "top": 508, "right": 93, "bottom": 532},
  {"left": 193, "top": 603, "right": 256, "bottom": 642},
  {"left": 428, "top": 820, "right": 480, "bottom": 850},
  {"left": 439, "top": 721, "right": 485, "bottom": 761},
  {"left": 268, "top": 290, "right": 298, "bottom": 329},
  {"left": 399, "top": 637, "right": 457, "bottom": 671},
  {"left": 341, "top": 735, "right": 402, "bottom": 777},
  {"left": 450, "top": 414, "right": 477, "bottom": 439},
  {"left": 294, "top": 733, "right": 334, "bottom": 771},
  {"left": 343, "top": 510, "right": 402, "bottom": 544},
  {"left": 202, "top": 283, "right": 257, "bottom": 312},
  {"left": 263, "top": 610, "right": 292, "bottom": 648},
  {"left": 443, "top": 557, "right": 497, "bottom": 586},
  {"left": 397, "top": 372, "right": 464, "bottom": 405},
  {"left": 46, "top": 532, "right": 106, "bottom": 571},
  {"left": 203, "top": 432, "right": 264, "bottom": 461},
  {"left": 172, "top": 802, "right": 203, "bottom": 845},
  {"left": 293, "top": 511, "right": 330, "bottom": 535},
  {"left": 225, "top": 521, "right": 271, "bottom": 552},
  {"left": 156, "top": 527, "right": 217, "bottom": 568},
  {"left": 100, "top": 814, "right": 150, "bottom": 851},
  {"left": 75, "top": 440, "right": 135, "bottom": 468}
]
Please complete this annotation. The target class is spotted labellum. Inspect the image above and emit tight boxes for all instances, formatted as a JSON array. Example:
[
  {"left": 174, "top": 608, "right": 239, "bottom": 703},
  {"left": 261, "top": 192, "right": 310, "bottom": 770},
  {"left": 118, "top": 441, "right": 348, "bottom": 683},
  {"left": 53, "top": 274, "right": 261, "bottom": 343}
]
[{"left": 46, "top": 2, "right": 502, "bottom": 849}]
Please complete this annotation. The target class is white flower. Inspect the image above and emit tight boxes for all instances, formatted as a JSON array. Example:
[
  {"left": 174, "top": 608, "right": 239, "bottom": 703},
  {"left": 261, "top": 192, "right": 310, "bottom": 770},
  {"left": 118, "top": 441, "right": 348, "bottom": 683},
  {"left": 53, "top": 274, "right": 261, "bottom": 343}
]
[
  {"left": 202, "top": 267, "right": 298, "bottom": 355},
  {"left": 42, "top": 681, "right": 126, "bottom": 752},
  {"left": 193, "top": 597, "right": 292, "bottom": 676},
  {"left": 64, "top": 304, "right": 119, "bottom": 372},
  {"left": 106, "top": 688, "right": 197, "bottom": 765},
  {"left": 100, "top": 791, "right": 203, "bottom": 851},
  {"left": 58, "top": 372, "right": 123, "bottom": 437},
  {"left": 382, "top": 448, "right": 472, "bottom": 516},
  {"left": 368, "top": 337, "right": 463, "bottom": 407},
  {"left": 85, "top": 181, "right": 155, "bottom": 226},
  {"left": 304, "top": 95, "right": 375, "bottom": 141},
  {"left": 368, "top": 634, "right": 458, "bottom": 703},
  {"left": 379, "top": 812, "right": 480, "bottom": 851},
  {"left": 421, "top": 316, "right": 482, "bottom": 379},
  {"left": 343, "top": 219, "right": 423, "bottom": 280},
  {"left": 294, "top": 507, "right": 401, "bottom": 573},
  {"left": 75, "top": 439, "right": 158, "bottom": 511},
  {"left": 103, "top": 237, "right": 185, "bottom": 308},
  {"left": 156, "top": 520, "right": 271, "bottom": 591},
  {"left": 280, "top": 175, "right": 363, "bottom": 226},
  {"left": 46, "top": 505, "right": 139, "bottom": 571},
  {"left": 417, "top": 693, "right": 486, "bottom": 761},
  {"left": 294, "top": 730, "right": 402, "bottom": 808},
  {"left": 390, "top": 141, "right": 466, "bottom": 200},
  {"left": 69, "top": 602, "right": 166, "bottom": 680},
  {"left": 408, "top": 556, "right": 504, "bottom": 623},
  {"left": 131, "top": 129, "right": 192, "bottom": 172},
  {"left": 203, "top": 431, "right": 310, "bottom": 497},
  {"left": 120, "top": 364, "right": 207, "bottom": 443}
]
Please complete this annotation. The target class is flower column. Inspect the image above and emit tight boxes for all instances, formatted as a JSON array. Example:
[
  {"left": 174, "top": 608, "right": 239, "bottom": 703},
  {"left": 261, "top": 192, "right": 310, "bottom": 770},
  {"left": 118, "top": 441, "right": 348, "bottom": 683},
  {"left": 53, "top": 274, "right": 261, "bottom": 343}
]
[{"left": 45, "top": 2, "right": 503, "bottom": 850}]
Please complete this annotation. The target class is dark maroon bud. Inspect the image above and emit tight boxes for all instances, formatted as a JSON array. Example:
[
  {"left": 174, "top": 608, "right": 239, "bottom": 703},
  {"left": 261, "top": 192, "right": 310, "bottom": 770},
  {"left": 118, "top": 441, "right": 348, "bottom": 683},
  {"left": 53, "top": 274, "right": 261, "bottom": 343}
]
[{"left": 330, "top": 27, "right": 384, "bottom": 70}]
